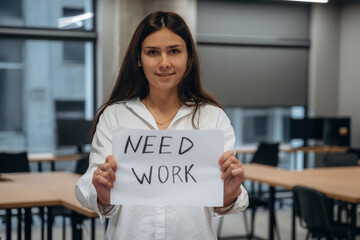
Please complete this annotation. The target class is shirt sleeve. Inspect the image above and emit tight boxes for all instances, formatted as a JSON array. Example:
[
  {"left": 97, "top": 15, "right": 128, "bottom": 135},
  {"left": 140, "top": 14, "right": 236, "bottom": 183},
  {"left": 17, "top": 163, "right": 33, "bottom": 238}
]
[
  {"left": 208, "top": 107, "right": 249, "bottom": 217},
  {"left": 75, "top": 106, "right": 120, "bottom": 223}
]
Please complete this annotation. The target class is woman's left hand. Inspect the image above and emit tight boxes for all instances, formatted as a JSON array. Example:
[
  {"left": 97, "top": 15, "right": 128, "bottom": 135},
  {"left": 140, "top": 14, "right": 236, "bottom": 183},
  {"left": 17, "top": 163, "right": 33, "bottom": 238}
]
[{"left": 218, "top": 150, "right": 245, "bottom": 207}]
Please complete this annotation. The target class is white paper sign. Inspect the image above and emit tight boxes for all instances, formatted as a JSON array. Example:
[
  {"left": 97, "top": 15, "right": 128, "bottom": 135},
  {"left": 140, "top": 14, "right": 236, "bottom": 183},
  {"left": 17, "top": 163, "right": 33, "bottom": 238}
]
[{"left": 111, "top": 128, "right": 224, "bottom": 206}]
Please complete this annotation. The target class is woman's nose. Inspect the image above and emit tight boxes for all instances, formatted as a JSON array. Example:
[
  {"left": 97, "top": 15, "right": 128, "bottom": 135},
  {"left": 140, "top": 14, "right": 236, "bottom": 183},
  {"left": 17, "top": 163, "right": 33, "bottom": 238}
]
[{"left": 159, "top": 54, "right": 171, "bottom": 69}]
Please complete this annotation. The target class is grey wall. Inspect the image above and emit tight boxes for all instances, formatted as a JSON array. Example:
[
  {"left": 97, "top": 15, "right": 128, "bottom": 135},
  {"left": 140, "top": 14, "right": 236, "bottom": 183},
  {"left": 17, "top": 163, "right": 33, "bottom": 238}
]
[
  {"left": 309, "top": 1, "right": 360, "bottom": 147},
  {"left": 96, "top": 0, "right": 117, "bottom": 106},
  {"left": 338, "top": 2, "right": 360, "bottom": 147},
  {"left": 197, "top": 0, "right": 309, "bottom": 107},
  {"left": 308, "top": 2, "right": 340, "bottom": 117}
]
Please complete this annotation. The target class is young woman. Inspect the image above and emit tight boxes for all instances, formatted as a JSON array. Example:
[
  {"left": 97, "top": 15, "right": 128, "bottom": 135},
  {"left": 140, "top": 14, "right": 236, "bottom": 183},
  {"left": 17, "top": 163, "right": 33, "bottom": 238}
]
[{"left": 76, "top": 11, "right": 248, "bottom": 239}]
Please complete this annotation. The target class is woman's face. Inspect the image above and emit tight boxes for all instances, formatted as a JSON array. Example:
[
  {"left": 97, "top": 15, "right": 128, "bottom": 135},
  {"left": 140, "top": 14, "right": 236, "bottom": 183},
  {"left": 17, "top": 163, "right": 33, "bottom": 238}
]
[{"left": 140, "top": 28, "right": 188, "bottom": 94}]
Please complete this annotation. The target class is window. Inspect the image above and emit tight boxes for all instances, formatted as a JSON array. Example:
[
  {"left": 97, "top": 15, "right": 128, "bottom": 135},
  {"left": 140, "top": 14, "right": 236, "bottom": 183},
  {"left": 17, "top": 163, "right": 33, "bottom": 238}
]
[
  {"left": 62, "top": 8, "right": 85, "bottom": 63},
  {"left": 0, "top": 0, "right": 21, "bottom": 18},
  {"left": 0, "top": 0, "right": 93, "bottom": 30},
  {"left": 63, "top": 40, "right": 85, "bottom": 63},
  {"left": 0, "top": 1, "right": 96, "bottom": 153},
  {"left": 225, "top": 106, "right": 302, "bottom": 146},
  {"left": 0, "top": 39, "right": 23, "bottom": 132}
]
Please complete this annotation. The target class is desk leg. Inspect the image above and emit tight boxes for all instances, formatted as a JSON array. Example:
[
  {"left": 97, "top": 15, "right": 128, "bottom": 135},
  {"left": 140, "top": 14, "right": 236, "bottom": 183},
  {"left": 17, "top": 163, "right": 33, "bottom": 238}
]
[
  {"left": 24, "top": 208, "right": 31, "bottom": 240},
  {"left": 17, "top": 209, "right": 22, "bottom": 240},
  {"left": 47, "top": 207, "right": 53, "bottom": 240},
  {"left": 51, "top": 162, "right": 55, "bottom": 172},
  {"left": 6, "top": 209, "right": 12, "bottom": 240},
  {"left": 292, "top": 200, "right": 296, "bottom": 240},
  {"left": 38, "top": 162, "right": 42, "bottom": 172},
  {"left": 350, "top": 203, "right": 356, "bottom": 240},
  {"left": 91, "top": 218, "right": 95, "bottom": 240},
  {"left": 269, "top": 186, "right": 275, "bottom": 240},
  {"left": 303, "top": 153, "right": 308, "bottom": 169},
  {"left": 71, "top": 211, "right": 83, "bottom": 240},
  {"left": 39, "top": 207, "right": 45, "bottom": 240}
]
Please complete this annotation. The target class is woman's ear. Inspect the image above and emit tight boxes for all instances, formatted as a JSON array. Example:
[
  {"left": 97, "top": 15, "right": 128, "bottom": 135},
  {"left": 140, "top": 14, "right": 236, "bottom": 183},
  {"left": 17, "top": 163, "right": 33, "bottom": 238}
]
[{"left": 138, "top": 59, "right": 142, "bottom": 67}]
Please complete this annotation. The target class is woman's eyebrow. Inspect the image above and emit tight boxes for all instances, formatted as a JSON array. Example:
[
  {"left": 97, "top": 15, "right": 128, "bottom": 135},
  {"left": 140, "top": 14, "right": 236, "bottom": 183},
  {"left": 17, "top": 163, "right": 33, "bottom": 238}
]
[
  {"left": 144, "top": 46, "right": 159, "bottom": 49},
  {"left": 143, "top": 44, "right": 184, "bottom": 49},
  {"left": 167, "top": 44, "right": 183, "bottom": 48}
]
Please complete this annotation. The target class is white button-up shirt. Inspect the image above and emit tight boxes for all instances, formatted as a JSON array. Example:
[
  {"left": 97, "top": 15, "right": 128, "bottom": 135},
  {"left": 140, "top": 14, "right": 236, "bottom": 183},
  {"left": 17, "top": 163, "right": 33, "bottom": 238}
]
[{"left": 75, "top": 98, "right": 248, "bottom": 240}]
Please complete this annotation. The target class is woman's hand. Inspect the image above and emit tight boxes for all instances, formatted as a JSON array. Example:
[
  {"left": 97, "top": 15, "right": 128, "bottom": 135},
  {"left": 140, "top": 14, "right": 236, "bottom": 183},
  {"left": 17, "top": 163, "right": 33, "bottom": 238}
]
[
  {"left": 92, "top": 155, "right": 117, "bottom": 207},
  {"left": 218, "top": 151, "right": 245, "bottom": 207}
]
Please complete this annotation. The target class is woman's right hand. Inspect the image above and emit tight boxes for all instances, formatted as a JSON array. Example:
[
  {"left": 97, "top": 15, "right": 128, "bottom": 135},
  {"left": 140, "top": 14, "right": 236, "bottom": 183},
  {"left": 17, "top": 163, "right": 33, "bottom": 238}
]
[{"left": 92, "top": 155, "right": 117, "bottom": 207}]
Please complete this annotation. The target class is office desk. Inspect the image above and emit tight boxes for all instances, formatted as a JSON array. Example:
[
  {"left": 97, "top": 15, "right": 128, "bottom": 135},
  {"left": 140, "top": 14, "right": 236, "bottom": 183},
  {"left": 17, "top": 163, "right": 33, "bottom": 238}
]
[
  {"left": 237, "top": 145, "right": 348, "bottom": 169},
  {"left": 243, "top": 164, "right": 360, "bottom": 240},
  {"left": 236, "top": 145, "right": 348, "bottom": 154},
  {"left": 28, "top": 153, "right": 82, "bottom": 171},
  {"left": 0, "top": 172, "right": 97, "bottom": 240}
]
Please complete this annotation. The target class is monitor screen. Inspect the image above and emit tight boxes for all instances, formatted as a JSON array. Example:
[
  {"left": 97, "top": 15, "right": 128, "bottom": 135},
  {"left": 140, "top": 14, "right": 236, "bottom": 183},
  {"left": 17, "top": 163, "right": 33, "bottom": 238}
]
[
  {"left": 56, "top": 119, "right": 92, "bottom": 147},
  {"left": 322, "top": 118, "right": 350, "bottom": 146},
  {"left": 290, "top": 118, "right": 323, "bottom": 140}
]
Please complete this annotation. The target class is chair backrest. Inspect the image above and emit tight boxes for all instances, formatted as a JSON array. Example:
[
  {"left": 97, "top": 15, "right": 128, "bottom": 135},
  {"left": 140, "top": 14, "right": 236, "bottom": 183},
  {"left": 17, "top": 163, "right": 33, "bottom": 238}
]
[
  {"left": 323, "top": 153, "right": 359, "bottom": 167},
  {"left": 74, "top": 154, "right": 89, "bottom": 175},
  {"left": 346, "top": 148, "right": 360, "bottom": 158},
  {"left": 0, "top": 152, "right": 30, "bottom": 173},
  {"left": 251, "top": 142, "right": 279, "bottom": 166},
  {"left": 293, "top": 186, "right": 334, "bottom": 238}
]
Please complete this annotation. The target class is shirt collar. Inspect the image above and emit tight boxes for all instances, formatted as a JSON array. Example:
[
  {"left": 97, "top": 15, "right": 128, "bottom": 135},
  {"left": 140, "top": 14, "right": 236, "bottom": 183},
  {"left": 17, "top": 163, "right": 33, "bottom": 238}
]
[{"left": 125, "top": 98, "right": 194, "bottom": 129}]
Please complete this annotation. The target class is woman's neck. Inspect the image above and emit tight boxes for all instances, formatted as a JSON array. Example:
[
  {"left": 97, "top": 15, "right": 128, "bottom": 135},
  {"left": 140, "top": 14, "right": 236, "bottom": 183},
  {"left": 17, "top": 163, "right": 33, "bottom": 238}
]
[
  {"left": 143, "top": 91, "right": 182, "bottom": 129},
  {"left": 145, "top": 89, "right": 180, "bottom": 110}
]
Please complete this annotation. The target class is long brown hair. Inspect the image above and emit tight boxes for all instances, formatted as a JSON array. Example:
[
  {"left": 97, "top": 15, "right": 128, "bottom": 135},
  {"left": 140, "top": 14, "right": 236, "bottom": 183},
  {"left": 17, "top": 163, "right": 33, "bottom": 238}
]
[{"left": 91, "top": 11, "right": 220, "bottom": 140}]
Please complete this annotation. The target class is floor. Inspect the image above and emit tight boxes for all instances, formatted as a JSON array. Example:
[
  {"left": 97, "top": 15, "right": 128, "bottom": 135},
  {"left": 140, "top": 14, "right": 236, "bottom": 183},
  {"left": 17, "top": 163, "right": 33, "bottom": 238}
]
[
  {"left": 1, "top": 204, "right": 360, "bottom": 239},
  {"left": 0, "top": 205, "right": 311, "bottom": 240}
]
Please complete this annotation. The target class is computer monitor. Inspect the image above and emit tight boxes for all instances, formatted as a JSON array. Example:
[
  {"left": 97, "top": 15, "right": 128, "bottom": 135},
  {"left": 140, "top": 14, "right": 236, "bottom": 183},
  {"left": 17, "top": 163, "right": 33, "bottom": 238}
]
[
  {"left": 322, "top": 118, "right": 350, "bottom": 146},
  {"left": 290, "top": 118, "right": 323, "bottom": 140},
  {"left": 56, "top": 119, "right": 92, "bottom": 153}
]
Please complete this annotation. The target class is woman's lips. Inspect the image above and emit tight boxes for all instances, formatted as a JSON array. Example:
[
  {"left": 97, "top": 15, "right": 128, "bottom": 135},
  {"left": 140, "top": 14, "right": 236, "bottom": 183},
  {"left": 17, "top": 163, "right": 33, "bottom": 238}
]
[{"left": 156, "top": 73, "right": 175, "bottom": 78}]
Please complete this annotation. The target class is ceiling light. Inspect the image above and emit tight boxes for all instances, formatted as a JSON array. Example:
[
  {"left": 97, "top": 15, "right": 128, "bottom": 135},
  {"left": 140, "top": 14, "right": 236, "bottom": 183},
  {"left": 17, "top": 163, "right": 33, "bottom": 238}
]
[
  {"left": 57, "top": 12, "right": 94, "bottom": 29},
  {"left": 282, "top": 0, "right": 328, "bottom": 3}
]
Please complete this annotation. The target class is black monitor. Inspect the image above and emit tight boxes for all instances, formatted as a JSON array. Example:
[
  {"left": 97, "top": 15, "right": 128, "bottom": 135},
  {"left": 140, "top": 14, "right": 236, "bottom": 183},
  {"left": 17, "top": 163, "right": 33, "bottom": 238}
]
[
  {"left": 322, "top": 118, "right": 350, "bottom": 146},
  {"left": 56, "top": 119, "right": 92, "bottom": 153},
  {"left": 290, "top": 118, "right": 323, "bottom": 140}
]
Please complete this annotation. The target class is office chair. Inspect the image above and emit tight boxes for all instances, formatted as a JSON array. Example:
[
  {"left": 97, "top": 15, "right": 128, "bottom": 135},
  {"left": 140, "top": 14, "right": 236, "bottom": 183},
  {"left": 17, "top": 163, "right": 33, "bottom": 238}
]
[
  {"left": 323, "top": 153, "right": 359, "bottom": 167},
  {"left": 0, "top": 151, "right": 30, "bottom": 173},
  {"left": 48, "top": 154, "right": 93, "bottom": 240},
  {"left": 244, "top": 142, "right": 281, "bottom": 240},
  {"left": 346, "top": 148, "right": 360, "bottom": 159},
  {"left": 323, "top": 153, "right": 359, "bottom": 225},
  {"left": 293, "top": 185, "right": 352, "bottom": 240},
  {"left": 0, "top": 152, "right": 31, "bottom": 240},
  {"left": 217, "top": 142, "right": 280, "bottom": 239}
]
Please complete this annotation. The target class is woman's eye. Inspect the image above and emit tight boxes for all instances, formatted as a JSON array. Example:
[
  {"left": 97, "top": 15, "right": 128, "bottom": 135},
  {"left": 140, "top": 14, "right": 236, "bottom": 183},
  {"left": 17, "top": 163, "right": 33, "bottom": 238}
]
[
  {"left": 170, "top": 49, "right": 179, "bottom": 55},
  {"left": 148, "top": 50, "right": 157, "bottom": 55}
]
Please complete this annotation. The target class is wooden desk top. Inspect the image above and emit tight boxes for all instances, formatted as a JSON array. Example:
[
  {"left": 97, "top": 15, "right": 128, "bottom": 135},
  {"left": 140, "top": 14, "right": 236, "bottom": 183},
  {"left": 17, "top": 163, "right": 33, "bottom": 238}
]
[
  {"left": 0, "top": 180, "right": 59, "bottom": 209},
  {"left": 237, "top": 145, "right": 348, "bottom": 154},
  {"left": 28, "top": 153, "right": 82, "bottom": 163},
  {"left": 0, "top": 172, "right": 97, "bottom": 218},
  {"left": 243, "top": 164, "right": 360, "bottom": 203}
]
